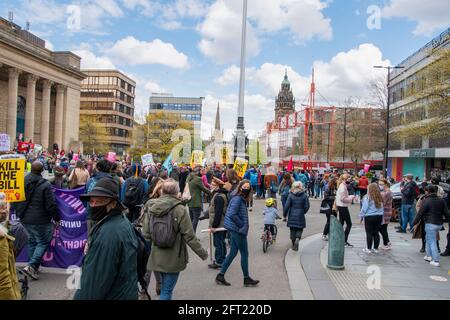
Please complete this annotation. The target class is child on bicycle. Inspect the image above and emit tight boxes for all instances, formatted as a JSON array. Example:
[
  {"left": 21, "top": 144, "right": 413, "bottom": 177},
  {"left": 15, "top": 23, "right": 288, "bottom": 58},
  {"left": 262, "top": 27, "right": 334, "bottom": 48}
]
[{"left": 263, "top": 198, "right": 281, "bottom": 241}]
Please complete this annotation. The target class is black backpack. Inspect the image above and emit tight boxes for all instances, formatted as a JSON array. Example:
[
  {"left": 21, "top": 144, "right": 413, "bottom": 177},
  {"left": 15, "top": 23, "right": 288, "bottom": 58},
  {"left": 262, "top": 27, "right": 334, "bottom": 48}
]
[
  {"left": 124, "top": 178, "right": 145, "bottom": 207},
  {"left": 149, "top": 203, "right": 182, "bottom": 248}
]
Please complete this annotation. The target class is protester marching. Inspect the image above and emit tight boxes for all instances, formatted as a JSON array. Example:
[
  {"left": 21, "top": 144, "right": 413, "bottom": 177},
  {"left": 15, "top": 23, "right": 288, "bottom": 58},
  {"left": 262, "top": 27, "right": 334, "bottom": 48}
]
[{"left": 0, "top": 138, "right": 449, "bottom": 301}]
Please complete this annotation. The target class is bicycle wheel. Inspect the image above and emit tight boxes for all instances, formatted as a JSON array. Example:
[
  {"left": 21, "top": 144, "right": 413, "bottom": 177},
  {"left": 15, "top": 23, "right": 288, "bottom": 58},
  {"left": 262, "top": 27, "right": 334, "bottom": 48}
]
[{"left": 262, "top": 234, "right": 268, "bottom": 253}]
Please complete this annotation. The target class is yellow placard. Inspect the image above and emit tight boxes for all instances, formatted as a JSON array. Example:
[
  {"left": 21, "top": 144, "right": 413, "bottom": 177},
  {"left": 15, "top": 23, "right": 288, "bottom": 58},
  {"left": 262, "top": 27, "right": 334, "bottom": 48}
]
[
  {"left": 190, "top": 150, "right": 204, "bottom": 168},
  {"left": 0, "top": 159, "right": 26, "bottom": 202},
  {"left": 233, "top": 157, "right": 248, "bottom": 178},
  {"left": 221, "top": 147, "right": 230, "bottom": 164}
]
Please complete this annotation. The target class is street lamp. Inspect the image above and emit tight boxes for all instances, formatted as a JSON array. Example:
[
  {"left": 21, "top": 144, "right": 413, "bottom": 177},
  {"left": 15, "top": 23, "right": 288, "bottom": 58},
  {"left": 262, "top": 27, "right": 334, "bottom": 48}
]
[{"left": 373, "top": 65, "right": 404, "bottom": 177}]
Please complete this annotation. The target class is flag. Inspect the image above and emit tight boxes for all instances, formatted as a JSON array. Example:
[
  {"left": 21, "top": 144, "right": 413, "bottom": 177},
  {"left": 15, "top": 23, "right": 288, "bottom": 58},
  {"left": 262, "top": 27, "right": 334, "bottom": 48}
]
[
  {"left": 163, "top": 153, "right": 173, "bottom": 176},
  {"left": 287, "top": 156, "right": 293, "bottom": 172}
]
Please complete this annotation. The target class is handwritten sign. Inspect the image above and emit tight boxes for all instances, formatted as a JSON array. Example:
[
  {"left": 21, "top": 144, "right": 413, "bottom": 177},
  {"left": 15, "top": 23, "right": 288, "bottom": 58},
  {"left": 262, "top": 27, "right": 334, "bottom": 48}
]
[
  {"left": 141, "top": 153, "right": 154, "bottom": 166},
  {"left": 233, "top": 157, "right": 248, "bottom": 178},
  {"left": 0, "top": 159, "right": 25, "bottom": 202},
  {"left": 0, "top": 134, "right": 10, "bottom": 151},
  {"left": 106, "top": 152, "right": 116, "bottom": 162}
]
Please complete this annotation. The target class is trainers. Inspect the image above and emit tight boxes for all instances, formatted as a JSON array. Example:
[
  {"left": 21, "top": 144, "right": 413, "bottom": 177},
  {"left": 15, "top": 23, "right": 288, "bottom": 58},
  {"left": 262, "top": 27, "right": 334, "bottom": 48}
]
[
  {"left": 380, "top": 245, "right": 391, "bottom": 250},
  {"left": 22, "top": 265, "right": 39, "bottom": 280},
  {"left": 216, "top": 273, "right": 231, "bottom": 286},
  {"left": 244, "top": 277, "right": 260, "bottom": 287},
  {"left": 423, "top": 256, "right": 432, "bottom": 262},
  {"left": 345, "top": 242, "right": 354, "bottom": 248},
  {"left": 322, "top": 235, "right": 328, "bottom": 241},
  {"left": 362, "top": 248, "right": 372, "bottom": 254},
  {"left": 292, "top": 239, "right": 299, "bottom": 251},
  {"left": 430, "top": 261, "right": 440, "bottom": 267},
  {"left": 420, "top": 247, "right": 425, "bottom": 253},
  {"left": 396, "top": 229, "right": 406, "bottom": 233},
  {"left": 372, "top": 249, "right": 379, "bottom": 254}
]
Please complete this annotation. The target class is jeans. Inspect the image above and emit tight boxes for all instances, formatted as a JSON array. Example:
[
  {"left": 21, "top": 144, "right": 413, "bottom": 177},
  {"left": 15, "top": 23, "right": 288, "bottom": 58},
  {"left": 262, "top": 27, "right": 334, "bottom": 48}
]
[
  {"left": 22, "top": 223, "right": 54, "bottom": 270},
  {"left": 338, "top": 206, "right": 352, "bottom": 243},
  {"left": 421, "top": 223, "right": 440, "bottom": 251},
  {"left": 281, "top": 195, "right": 288, "bottom": 217},
  {"left": 379, "top": 223, "right": 390, "bottom": 246},
  {"left": 189, "top": 207, "right": 202, "bottom": 233},
  {"left": 364, "top": 215, "right": 382, "bottom": 250},
  {"left": 315, "top": 185, "right": 321, "bottom": 198},
  {"left": 220, "top": 231, "right": 249, "bottom": 278},
  {"left": 213, "top": 231, "right": 227, "bottom": 265},
  {"left": 425, "top": 224, "right": 442, "bottom": 262},
  {"left": 159, "top": 272, "right": 180, "bottom": 300},
  {"left": 401, "top": 204, "right": 415, "bottom": 232}
]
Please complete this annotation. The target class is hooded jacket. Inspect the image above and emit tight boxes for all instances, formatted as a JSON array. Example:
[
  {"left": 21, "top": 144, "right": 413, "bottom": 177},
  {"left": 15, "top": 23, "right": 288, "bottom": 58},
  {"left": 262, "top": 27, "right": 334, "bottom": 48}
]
[
  {"left": 413, "top": 193, "right": 449, "bottom": 226},
  {"left": 13, "top": 173, "right": 59, "bottom": 225},
  {"left": 74, "top": 207, "right": 138, "bottom": 300},
  {"left": 0, "top": 224, "right": 21, "bottom": 300},
  {"left": 143, "top": 195, "right": 208, "bottom": 273},
  {"left": 284, "top": 190, "right": 310, "bottom": 229}
]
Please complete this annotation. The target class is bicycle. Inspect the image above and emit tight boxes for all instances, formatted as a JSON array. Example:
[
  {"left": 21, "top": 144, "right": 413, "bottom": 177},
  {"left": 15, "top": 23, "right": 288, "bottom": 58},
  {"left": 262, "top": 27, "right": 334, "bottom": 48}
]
[{"left": 261, "top": 225, "right": 277, "bottom": 253}]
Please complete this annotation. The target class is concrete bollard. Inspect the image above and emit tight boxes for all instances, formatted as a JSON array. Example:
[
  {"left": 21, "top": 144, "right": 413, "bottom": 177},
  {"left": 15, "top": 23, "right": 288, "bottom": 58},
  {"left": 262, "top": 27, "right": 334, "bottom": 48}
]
[{"left": 327, "top": 215, "right": 345, "bottom": 270}]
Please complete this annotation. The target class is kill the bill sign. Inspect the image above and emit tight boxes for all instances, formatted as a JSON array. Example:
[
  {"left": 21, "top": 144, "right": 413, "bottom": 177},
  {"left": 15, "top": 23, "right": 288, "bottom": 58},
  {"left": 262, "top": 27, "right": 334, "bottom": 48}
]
[{"left": 0, "top": 159, "right": 26, "bottom": 202}]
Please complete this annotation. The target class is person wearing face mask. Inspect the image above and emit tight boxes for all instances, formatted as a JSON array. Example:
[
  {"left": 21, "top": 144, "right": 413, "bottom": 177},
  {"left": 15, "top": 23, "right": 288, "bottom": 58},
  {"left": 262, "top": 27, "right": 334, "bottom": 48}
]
[
  {"left": 216, "top": 180, "right": 259, "bottom": 287},
  {"left": 379, "top": 179, "right": 393, "bottom": 250},
  {"left": 74, "top": 178, "right": 139, "bottom": 300}
]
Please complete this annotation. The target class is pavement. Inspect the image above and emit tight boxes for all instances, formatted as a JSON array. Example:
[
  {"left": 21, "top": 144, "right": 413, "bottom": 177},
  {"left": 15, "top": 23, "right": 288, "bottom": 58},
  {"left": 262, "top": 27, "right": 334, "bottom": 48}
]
[
  {"left": 286, "top": 221, "right": 450, "bottom": 300},
  {"left": 19, "top": 195, "right": 450, "bottom": 300}
]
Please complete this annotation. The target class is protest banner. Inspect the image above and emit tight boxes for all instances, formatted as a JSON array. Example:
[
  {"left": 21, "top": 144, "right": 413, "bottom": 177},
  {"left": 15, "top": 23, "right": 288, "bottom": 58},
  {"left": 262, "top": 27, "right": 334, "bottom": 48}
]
[
  {"left": 141, "top": 153, "right": 154, "bottom": 166},
  {"left": 17, "top": 141, "right": 34, "bottom": 153},
  {"left": 0, "top": 159, "right": 25, "bottom": 202},
  {"left": 13, "top": 187, "right": 87, "bottom": 268},
  {"left": 72, "top": 153, "right": 79, "bottom": 161},
  {"left": 163, "top": 153, "right": 173, "bottom": 175},
  {"left": 190, "top": 150, "right": 204, "bottom": 168},
  {"left": 0, "top": 134, "right": 10, "bottom": 151},
  {"left": 233, "top": 157, "right": 248, "bottom": 178},
  {"left": 221, "top": 147, "right": 231, "bottom": 164},
  {"left": 364, "top": 164, "right": 370, "bottom": 173}
]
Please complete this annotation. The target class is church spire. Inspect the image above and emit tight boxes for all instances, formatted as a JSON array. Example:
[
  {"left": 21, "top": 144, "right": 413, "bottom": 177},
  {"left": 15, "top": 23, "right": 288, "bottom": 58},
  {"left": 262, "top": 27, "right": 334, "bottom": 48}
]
[{"left": 215, "top": 102, "right": 221, "bottom": 131}]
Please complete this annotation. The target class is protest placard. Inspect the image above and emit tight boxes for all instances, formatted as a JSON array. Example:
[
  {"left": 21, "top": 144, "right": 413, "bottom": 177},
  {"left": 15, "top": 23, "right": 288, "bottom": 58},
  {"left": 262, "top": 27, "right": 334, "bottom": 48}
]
[
  {"left": 233, "top": 157, "right": 248, "bottom": 178},
  {"left": 106, "top": 152, "right": 116, "bottom": 162},
  {"left": 0, "top": 134, "right": 10, "bottom": 151},
  {"left": 141, "top": 153, "right": 154, "bottom": 166},
  {"left": 0, "top": 159, "right": 25, "bottom": 202},
  {"left": 190, "top": 150, "right": 204, "bottom": 168}
]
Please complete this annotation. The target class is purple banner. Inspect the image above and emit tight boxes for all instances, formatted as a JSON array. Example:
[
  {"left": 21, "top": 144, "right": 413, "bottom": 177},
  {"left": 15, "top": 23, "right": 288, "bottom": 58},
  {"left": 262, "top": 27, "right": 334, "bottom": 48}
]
[{"left": 13, "top": 187, "right": 88, "bottom": 269}]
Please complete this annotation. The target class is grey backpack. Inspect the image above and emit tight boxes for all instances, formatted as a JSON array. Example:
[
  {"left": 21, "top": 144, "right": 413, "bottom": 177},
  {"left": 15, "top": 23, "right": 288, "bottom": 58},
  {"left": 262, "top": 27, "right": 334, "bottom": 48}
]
[{"left": 149, "top": 204, "right": 181, "bottom": 248}]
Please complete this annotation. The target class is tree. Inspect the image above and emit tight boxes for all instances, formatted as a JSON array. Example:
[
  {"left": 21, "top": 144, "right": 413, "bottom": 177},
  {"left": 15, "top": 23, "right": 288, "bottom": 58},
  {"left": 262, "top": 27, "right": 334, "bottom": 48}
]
[
  {"left": 333, "top": 97, "right": 385, "bottom": 171},
  {"left": 79, "top": 115, "right": 109, "bottom": 155},
  {"left": 394, "top": 49, "right": 450, "bottom": 140},
  {"left": 128, "top": 111, "right": 193, "bottom": 162}
]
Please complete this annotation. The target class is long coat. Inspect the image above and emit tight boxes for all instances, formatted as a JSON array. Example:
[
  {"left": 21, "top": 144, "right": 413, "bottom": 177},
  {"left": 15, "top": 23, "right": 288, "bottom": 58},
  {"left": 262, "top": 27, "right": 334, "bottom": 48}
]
[
  {"left": 74, "top": 208, "right": 138, "bottom": 300},
  {"left": 0, "top": 226, "right": 21, "bottom": 300},
  {"left": 284, "top": 191, "right": 310, "bottom": 229}
]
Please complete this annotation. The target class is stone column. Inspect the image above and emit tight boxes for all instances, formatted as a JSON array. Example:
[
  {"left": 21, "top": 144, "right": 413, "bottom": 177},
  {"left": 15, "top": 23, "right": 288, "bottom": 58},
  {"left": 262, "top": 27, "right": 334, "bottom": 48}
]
[
  {"left": 40, "top": 80, "right": 53, "bottom": 149},
  {"left": 25, "top": 74, "right": 38, "bottom": 141},
  {"left": 54, "top": 84, "right": 65, "bottom": 149},
  {"left": 7, "top": 68, "right": 21, "bottom": 145}
]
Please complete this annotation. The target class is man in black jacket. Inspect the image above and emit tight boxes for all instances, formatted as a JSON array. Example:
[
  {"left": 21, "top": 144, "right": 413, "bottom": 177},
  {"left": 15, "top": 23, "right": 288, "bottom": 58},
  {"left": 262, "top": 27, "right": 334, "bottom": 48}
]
[
  {"left": 14, "top": 161, "right": 60, "bottom": 280},
  {"left": 398, "top": 174, "right": 418, "bottom": 233}
]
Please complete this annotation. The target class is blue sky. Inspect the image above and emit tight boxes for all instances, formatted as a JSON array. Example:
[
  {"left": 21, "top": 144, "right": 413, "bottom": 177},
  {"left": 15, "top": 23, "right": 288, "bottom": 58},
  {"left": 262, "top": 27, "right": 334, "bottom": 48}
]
[{"left": 2, "top": 0, "right": 449, "bottom": 139}]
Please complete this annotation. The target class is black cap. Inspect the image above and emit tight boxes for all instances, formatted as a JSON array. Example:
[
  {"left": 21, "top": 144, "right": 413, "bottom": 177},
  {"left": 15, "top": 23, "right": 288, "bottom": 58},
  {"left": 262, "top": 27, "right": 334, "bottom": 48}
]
[{"left": 80, "top": 177, "right": 119, "bottom": 201}]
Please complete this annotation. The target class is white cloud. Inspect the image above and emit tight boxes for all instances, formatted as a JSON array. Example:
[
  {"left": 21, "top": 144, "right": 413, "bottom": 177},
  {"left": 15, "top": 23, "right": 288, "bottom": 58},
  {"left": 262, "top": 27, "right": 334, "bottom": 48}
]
[
  {"left": 73, "top": 49, "right": 116, "bottom": 69},
  {"left": 120, "top": 0, "right": 157, "bottom": 16},
  {"left": 96, "top": 0, "right": 124, "bottom": 17},
  {"left": 382, "top": 0, "right": 450, "bottom": 36},
  {"left": 197, "top": 0, "right": 261, "bottom": 64},
  {"left": 105, "top": 36, "right": 189, "bottom": 69},
  {"left": 197, "top": 0, "right": 332, "bottom": 64},
  {"left": 214, "top": 65, "right": 256, "bottom": 86}
]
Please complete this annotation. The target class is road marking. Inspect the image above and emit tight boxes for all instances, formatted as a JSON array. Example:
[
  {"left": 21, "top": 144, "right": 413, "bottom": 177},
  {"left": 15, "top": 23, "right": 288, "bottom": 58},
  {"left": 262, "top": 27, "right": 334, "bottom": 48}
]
[{"left": 429, "top": 275, "right": 448, "bottom": 282}]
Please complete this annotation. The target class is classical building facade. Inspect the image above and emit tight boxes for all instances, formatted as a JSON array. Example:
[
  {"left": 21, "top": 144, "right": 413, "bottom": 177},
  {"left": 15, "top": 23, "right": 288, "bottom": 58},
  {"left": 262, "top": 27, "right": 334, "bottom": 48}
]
[
  {"left": 0, "top": 17, "right": 86, "bottom": 150},
  {"left": 274, "top": 71, "right": 295, "bottom": 120},
  {"left": 80, "top": 70, "right": 136, "bottom": 155}
]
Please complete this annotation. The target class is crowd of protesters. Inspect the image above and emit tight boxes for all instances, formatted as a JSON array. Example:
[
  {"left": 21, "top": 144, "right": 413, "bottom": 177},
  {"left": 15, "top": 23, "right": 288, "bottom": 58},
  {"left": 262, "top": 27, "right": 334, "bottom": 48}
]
[{"left": 1, "top": 141, "right": 449, "bottom": 300}]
